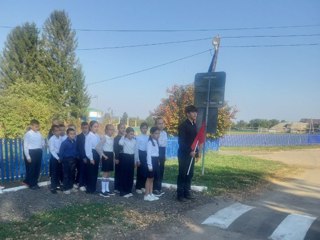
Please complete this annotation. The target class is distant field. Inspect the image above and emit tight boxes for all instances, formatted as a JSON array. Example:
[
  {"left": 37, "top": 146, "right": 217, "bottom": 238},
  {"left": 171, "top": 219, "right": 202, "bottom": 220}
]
[{"left": 220, "top": 145, "right": 320, "bottom": 152}]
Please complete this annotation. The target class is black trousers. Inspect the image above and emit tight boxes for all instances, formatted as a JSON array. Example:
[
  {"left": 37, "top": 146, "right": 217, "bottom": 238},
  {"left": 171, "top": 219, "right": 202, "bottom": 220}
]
[
  {"left": 135, "top": 150, "right": 147, "bottom": 190},
  {"left": 24, "top": 149, "right": 42, "bottom": 187},
  {"left": 154, "top": 147, "right": 166, "bottom": 191},
  {"left": 86, "top": 150, "right": 100, "bottom": 193},
  {"left": 62, "top": 158, "right": 76, "bottom": 191},
  {"left": 114, "top": 153, "right": 123, "bottom": 191},
  {"left": 50, "top": 156, "right": 62, "bottom": 190},
  {"left": 120, "top": 153, "right": 135, "bottom": 195},
  {"left": 78, "top": 158, "right": 88, "bottom": 187},
  {"left": 177, "top": 150, "right": 194, "bottom": 198}
]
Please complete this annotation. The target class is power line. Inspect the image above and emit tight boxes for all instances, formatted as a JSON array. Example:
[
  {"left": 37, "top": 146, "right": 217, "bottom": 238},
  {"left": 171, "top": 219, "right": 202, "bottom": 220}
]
[
  {"left": 1, "top": 23, "right": 320, "bottom": 32},
  {"left": 87, "top": 42, "right": 319, "bottom": 86},
  {"left": 77, "top": 33, "right": 320, "bottom": 51},
  {"left": 87, "top": 49, "right": 211, "bottom": 86}
]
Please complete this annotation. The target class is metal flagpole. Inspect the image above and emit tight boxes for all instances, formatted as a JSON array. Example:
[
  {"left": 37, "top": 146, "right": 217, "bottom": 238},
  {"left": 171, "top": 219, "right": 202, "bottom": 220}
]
[{"left": 201, "top": 35, "right": 220, "bottom": 176}]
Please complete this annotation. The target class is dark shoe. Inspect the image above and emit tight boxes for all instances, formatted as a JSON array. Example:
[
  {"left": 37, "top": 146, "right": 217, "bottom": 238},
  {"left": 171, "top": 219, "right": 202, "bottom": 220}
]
[
  {"left": 99, "top": 192, "right": 110, "bottom": 198},
  {"left": 30, "top": 186, "right": 38, "bottom": 190},
  {"left": 153, "top": 190, "right": 165, "bottom": 197},
  {"left": 184, "top": 195, "right": 195, "bottom": 200},
  {"left": 106, "top": 191, "right": 115, "bottom": 196},
  {"left": 177, "top": 196, "right": 187, "bottom": 202},
  {"left": 51, "top": 189, "right": 57, "bottom": 194}
]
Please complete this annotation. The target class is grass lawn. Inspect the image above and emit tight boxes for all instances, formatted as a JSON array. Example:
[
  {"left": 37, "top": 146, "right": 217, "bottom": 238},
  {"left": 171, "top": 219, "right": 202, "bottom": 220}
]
[
  {"left": 164, "top": 151, "right": 293, "bottom": 195},
  {"left": 0, "top": 203, "right": 129, "bottom": 240}
]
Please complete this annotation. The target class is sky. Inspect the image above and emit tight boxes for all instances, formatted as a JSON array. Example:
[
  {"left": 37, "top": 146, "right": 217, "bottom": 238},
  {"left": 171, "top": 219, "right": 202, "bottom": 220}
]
[{"left": 0, "top": 0, "right": 319, "bottom": 122}]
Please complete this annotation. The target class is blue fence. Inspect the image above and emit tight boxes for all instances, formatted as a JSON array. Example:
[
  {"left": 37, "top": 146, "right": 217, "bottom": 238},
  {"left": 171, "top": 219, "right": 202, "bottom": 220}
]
[
  {"left": 1, "top": 134, "right": 319, "bottom": 182},
  {"left": 219, "top": 134, "right": 320, "bottom": 147}
]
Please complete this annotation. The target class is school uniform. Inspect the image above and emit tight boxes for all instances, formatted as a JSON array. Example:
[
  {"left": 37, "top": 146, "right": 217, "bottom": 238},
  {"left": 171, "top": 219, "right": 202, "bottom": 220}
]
[
  {"left": 85, "top": 132, "right": 100, "bottom": 193},
  {"left": 59, "top": 138, "right": 78, "bottom": 191},
  {"left": 113, "top": 135, "right": 123, "bottom": 192},
  {"left": 96, "top": 135, "right": 114, "bottom": 194},
  {"left": 135, "top": 134, "right": 148, "bottom": 190},
  {"left": 76, "top": 132, "right": 88, "bottom": 188},
  {"left": 48, "top": 135, "right": 62, "bottom": 190},
  {"left": 119, "top": 136, "right": 136, "bottom": 196},
  {"left": 23, "top": 130, "right": 45, "bottom": 188},
  {"left": 177, "top": 119, "right": 197, "bottom": 199},
  {"left": 153, "top": 130, "right": 168, "bottom": 191},
  {"left": 147, "top": 138, "right": 160, "bottom": 179}
]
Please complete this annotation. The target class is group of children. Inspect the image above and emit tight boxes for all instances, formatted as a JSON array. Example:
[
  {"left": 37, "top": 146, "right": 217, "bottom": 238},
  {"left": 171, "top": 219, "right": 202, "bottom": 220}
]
[{"left": 22, "top": 118, "right": 168, "bottom": 201}]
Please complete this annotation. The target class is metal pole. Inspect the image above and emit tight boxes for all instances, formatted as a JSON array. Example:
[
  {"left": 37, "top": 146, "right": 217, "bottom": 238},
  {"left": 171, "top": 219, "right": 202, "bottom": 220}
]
[{"left": 201, "top": 36, "right": 220, "bottom": 176}]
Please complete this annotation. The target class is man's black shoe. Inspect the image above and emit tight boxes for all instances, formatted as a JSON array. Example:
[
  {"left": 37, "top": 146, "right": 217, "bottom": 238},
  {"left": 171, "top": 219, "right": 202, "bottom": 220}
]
[{"left": 184, "top": 195, "right": 195, "bottom": 200}]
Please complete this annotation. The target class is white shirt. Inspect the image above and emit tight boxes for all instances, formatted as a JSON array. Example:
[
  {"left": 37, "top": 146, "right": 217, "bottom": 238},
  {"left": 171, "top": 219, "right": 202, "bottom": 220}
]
[
  {"left": 48, "top": 135, "right": 62, "bottom": 160},
  {"left": 23, "top": 130, "right": 45, "bottom": 160},
  {"left": 158, "top": 130, "right": 168, "bottom": 147},
  {"left": 60, "top": 135, "right": 67, "bottom": 142},
  {"left": 85, "top": 132, "right": 100, "bottom": 161},
  {"left": 147, "top": 139, "right": 159, "bottom": 169},
  {"left": 96, "top": 135, "right": 114, "bottom": 157},
  {"left": 135, "top": 134, "right": 148, "bottom": 162},
  {"left": 119, "top": 136, "right": 136, "bottom": 155}
]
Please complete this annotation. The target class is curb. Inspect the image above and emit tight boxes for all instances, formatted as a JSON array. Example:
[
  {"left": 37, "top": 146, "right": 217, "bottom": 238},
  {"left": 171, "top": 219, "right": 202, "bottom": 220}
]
[{"left": 0, "top": 179, "right": 207, "bottom": 194}]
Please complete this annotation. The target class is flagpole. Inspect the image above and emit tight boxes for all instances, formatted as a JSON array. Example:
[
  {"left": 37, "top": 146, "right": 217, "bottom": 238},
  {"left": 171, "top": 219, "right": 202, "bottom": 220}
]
[
  {"left": 187, "top": 140, "right": 199, "bottom": 176},
  {"left": 201, "top": 36, "right": 220, "bottom": 176}
]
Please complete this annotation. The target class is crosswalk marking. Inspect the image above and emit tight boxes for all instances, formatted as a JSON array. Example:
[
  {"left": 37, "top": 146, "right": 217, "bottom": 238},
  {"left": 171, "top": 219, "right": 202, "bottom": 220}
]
[
  {"left": 201, "top": 202, "right": 255, "bottom": 229},
  {"left": 269, "top": 213, "right": 317, "bottom": 240}
]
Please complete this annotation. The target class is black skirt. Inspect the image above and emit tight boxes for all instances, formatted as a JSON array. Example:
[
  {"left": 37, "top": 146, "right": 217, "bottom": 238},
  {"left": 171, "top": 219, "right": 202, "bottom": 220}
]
[{"left": 101, "top": 151, "right": 114, "bottom": 172}]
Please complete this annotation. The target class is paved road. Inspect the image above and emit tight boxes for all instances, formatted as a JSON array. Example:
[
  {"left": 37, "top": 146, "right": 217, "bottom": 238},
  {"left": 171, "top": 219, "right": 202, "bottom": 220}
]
[{"left": 156, "top": 149, "right": 320, "bottom": 240}]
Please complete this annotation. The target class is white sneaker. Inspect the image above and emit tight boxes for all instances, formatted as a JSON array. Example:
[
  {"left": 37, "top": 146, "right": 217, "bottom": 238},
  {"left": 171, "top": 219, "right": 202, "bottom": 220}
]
[
  {"left": 123, "top": 193, "right": 133, "bottom": 198},
  {"left": 64, "top": 190, "right": 71, "bottom": 195},
  {"left": 73, "top": 184, "right": 79, "bottom": 189},
  {"left": 150, "top": 194, "right": 159, "bottom": 200},
  {"left": 71, "top": 188, "right": 78, "bottom": 193},
  {"left": 136, "top": 189, "right": 143, "bottom": 194},
  {"left": 144, "top": 195, "right": 154, "bottom": 201},
  {"left": 141, "top": 188, "right": 145, "bottom": 193},
  {"left": 79, "top": 186, "right": 86, "bottom": 192}
]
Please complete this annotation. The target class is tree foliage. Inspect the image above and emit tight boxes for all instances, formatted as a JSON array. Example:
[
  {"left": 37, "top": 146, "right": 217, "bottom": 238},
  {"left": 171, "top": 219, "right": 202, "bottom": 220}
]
[
  {"left": 0, "top": 81, "right": 59, "bottom": 138},
  {"left": 151, "top": 84, "right": 237, "bottom": 137}
]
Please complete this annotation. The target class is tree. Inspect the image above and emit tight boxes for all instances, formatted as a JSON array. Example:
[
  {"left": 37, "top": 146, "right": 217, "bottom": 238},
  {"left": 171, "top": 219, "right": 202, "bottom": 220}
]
[
  {"left": 0, "top": 81, "right": 59, "bottom": 138},
  {"left": 42, "top": 10, "right": 89, "bottom": 119},
  {"left": 151, "top": 84, "right": 237, "bottom": 137},
  {"left": 0, "top": 22, "right": 49, "bottom": 89},
  {"left": 121, "top": 112, "right": 129, "bottom": 125}
]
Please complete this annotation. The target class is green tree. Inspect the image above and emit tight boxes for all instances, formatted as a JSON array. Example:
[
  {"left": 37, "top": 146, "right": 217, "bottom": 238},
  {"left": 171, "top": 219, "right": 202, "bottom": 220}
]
[
  {"left": 0, "top": 22, "right": 49, "bottom": 88},
  {"left": 42, "top": 10, "right": 89, "bottom": 119},
  {"left": 0, "top": 81, "right": 59, "bottom": 138},
  {"left": 151, "top": 84, "right": 237, "bottom": 137}
]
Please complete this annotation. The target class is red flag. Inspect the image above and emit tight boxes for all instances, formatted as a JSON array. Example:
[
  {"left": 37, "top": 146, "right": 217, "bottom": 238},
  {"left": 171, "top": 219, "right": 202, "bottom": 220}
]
[{"left": 191, "top": 122, "right": 206, "bottom": 151}]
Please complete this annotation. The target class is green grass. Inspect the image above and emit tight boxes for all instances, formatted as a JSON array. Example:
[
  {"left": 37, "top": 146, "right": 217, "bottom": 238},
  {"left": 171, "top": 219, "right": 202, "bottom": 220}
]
[
  {"left": 0, "top": 203, "right": 128, "bottom": 240},
  {"left": 164, "top": 151, "right": 292, "bottom": 195},
  {"left": 220, "top": 145, "right": 320, "bottom": 152}
]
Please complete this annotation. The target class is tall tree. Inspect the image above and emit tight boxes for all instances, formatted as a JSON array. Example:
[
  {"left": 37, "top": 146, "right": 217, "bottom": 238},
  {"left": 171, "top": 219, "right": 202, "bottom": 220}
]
[
  {"left": 42, "top": 10, "right": 89, "bottom": 119},
  {"left": 0, "top": 22, "right": 48, "bottom": 88},
  {"left": 151, "top": 84, "right": 237, "bottom": 137}
]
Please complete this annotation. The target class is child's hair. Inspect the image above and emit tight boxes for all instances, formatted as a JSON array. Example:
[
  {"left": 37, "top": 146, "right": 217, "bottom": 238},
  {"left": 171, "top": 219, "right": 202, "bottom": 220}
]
[
  {"left": 140, "top": 122, "right": 148, "bottom": 129},
  {"left": 30, "top": 119, "right": 39, "bottom": 125},
  {"left": 81, "top": 121, "right": 89, "bottom": 127},
  {"left": 67, "top": 124, "right": 76, "bottom": 130},
  {"left": 117, "top": 123, "right": 125, "bottom": 130},
  {"left": 149, "top": 126, "right": 159, "bottom": 146},
  {"left": 59, "top": 123, "right": 65, "bottom": 128},
  {"left": 126, "top": 127, "right": 134, "bottom": 134},
  {"left": 51, "top": 124, "right": 59, "bottom": 131},
  {"left": 89, "top": 120, "right": 98, "bottom": 130},
  {"left": 105, "top": 124, "right": 113, "bottom": 131},
  {"left": 66, "top": 128, "right": 75, "bottom": 135},
  {"left": 185, "top": 105, "right": 198, "bottom": 114}
]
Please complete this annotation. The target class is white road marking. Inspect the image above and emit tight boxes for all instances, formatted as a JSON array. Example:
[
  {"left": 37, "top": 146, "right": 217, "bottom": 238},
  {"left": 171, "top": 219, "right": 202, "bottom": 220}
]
[
  {"left": 202, "top": 202, "right": 255, "bottom": 229},
  {"left": 269, "top": 213, "right": 316, "bottom": 240}
]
